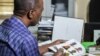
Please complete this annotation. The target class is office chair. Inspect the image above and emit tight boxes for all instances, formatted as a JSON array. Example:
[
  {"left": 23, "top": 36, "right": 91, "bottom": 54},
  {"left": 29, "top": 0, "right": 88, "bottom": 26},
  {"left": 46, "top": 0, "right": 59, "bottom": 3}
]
[{"left": 0, "top": 40, "right": 17, "bottom": 56}]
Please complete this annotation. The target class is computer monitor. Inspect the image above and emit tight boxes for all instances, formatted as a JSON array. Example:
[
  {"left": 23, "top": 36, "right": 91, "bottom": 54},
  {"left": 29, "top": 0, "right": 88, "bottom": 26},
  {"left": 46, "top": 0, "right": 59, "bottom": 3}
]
[
  {"left": 52, "top": 16, "right": 84, "bottom": 42},
  {"left": 84, "top": 23, "right": 100, "bottom": 42}
]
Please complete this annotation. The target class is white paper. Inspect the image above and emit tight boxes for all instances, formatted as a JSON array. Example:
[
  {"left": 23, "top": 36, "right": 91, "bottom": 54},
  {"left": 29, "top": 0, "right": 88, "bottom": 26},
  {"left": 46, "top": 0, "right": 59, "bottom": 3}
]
[
  {"left": 94, "top": 30, "right": 100, "bottom": 42},
  {"left": 52, "top": 16, "right": 84, "bottom": 42}
]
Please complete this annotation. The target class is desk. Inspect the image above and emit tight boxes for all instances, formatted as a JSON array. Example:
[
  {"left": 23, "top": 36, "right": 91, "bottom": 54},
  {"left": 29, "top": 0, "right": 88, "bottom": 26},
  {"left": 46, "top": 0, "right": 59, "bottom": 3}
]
[{"left": 43, "top": 52, "right": 100, "bottom": 56}]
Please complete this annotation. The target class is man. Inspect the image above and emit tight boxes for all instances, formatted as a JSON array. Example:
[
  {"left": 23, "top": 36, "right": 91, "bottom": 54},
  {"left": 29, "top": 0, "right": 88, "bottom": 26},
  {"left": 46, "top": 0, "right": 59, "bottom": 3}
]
[{"left": 0, "top": 0, "right": 65, "bottom": 56}]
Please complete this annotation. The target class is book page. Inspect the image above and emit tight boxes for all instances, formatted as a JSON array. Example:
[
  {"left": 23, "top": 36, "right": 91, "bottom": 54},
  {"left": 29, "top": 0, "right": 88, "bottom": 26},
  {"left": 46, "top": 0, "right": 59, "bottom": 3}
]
[
  {"left": 49, "top": 39, "right": 86, "bottom": 56},
  {"left": 52, "top": 16, "right": 84, "bottom": 42}
]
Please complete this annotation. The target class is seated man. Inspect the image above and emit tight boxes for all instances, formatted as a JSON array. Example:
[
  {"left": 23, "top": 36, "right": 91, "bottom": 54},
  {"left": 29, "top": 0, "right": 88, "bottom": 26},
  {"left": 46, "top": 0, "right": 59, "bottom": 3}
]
[{"left": 0, "top": 0, "right": 66, "bottom": 56}]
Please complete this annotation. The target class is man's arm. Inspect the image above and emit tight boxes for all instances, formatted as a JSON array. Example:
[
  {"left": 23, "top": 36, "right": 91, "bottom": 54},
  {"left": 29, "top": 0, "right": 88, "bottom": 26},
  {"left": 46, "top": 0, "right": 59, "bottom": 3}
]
[
  {"left": 39, "top": 43, "right": 53, "bottom": 55},
  {"left": 39, "top": 40, "right": 65, "bottom": 55},
  {"left": 22, "top": 38, "right": 40, "bottom": 56}
]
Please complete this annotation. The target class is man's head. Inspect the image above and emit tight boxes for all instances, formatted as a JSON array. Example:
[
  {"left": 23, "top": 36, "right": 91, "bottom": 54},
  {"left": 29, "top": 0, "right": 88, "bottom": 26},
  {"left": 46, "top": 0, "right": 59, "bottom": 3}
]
[{"left": 14, "top": 0, "right": 43, "bottom": 26}]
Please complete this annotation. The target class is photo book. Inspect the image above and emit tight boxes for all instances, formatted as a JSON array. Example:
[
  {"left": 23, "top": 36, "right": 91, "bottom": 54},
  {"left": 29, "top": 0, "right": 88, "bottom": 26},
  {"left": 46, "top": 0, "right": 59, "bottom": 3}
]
[{"left": 48, "top": 39, "right": 86, "bottom": 56}]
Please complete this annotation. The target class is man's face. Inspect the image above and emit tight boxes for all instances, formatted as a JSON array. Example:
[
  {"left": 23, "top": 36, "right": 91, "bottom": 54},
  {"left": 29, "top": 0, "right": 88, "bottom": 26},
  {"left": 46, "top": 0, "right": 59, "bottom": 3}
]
[{"left": 30, "top": 0, "right": 43, "bottom": 26}]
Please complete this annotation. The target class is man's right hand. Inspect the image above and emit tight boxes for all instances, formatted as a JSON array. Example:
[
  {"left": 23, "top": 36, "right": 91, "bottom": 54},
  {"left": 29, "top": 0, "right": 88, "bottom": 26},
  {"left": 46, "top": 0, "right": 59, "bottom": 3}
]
[{"left": 53, "top": 48, "right": 68, "bottom": 56}]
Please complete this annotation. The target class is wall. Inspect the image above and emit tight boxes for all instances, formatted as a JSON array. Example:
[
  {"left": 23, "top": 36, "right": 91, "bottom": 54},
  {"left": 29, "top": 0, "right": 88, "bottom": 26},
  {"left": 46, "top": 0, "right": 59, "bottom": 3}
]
[{"left": 75, "top": 0, "right": 90, "bottom": 22}]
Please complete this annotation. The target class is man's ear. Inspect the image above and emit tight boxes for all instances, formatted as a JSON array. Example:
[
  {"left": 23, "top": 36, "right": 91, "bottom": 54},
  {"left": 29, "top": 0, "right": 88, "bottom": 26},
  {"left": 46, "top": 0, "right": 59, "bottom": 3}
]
[{"left": 27, "top": 10, "right": 34, "bottom": 20}]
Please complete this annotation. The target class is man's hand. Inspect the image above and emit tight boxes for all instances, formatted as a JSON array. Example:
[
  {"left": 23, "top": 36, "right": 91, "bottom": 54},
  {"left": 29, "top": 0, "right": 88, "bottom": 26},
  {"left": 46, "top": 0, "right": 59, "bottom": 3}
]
[
  {"left": 39, "top": 39, "right": 65, "bottom": 55},
  {"left": 53, "top": 48, "right": 68, "bottom": 56},
  {"left": 50, "top": 40, "right": 65, "bottom": 46},
  {"left": 39, "top": 45, "right": 49, "bottom": 55}
]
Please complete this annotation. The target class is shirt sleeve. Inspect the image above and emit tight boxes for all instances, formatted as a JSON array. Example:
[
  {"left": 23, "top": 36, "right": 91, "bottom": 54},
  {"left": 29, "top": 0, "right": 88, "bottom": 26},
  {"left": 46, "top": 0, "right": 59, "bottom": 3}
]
[{"left": 22, "top": 36, "right": 40, "bottom": 56}]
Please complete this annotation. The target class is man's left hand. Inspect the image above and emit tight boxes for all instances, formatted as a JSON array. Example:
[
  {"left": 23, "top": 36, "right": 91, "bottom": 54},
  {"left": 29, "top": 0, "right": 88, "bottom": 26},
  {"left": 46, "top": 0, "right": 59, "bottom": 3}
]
[{"left": 50, "top": 39, "right": 65, "bottom": 46}]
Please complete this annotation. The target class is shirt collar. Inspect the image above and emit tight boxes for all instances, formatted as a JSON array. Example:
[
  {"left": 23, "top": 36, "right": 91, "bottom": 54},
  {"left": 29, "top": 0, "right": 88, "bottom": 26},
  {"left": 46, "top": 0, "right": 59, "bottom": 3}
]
[
  {"left": 2, "top": 15, "right": 29, "bottom": 33},
  {"left": 12, "top": 15, "right": 26, "bottom": 28}
]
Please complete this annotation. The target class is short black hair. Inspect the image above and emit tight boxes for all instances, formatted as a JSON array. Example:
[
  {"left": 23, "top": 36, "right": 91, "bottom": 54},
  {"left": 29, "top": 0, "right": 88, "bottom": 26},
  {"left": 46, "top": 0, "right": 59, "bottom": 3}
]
[{"left": 14, "top": 0, "right": 36, "bottom": 16}]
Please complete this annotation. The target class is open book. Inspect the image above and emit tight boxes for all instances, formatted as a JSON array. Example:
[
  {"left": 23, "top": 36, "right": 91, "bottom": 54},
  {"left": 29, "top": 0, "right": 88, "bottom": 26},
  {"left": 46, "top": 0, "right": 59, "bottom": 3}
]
[
  {"left": 52, "top": 16, "right": 84, "bottom": 42},
  {"left": 48, "top": 39, "right": 86, "bottom": 56}
]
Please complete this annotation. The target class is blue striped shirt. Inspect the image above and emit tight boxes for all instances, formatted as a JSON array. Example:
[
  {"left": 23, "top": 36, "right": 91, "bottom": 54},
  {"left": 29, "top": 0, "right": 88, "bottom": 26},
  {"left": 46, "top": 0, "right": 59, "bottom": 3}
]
[{"left": 0, "top": 16, "right": 40, "bottom": 56}]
